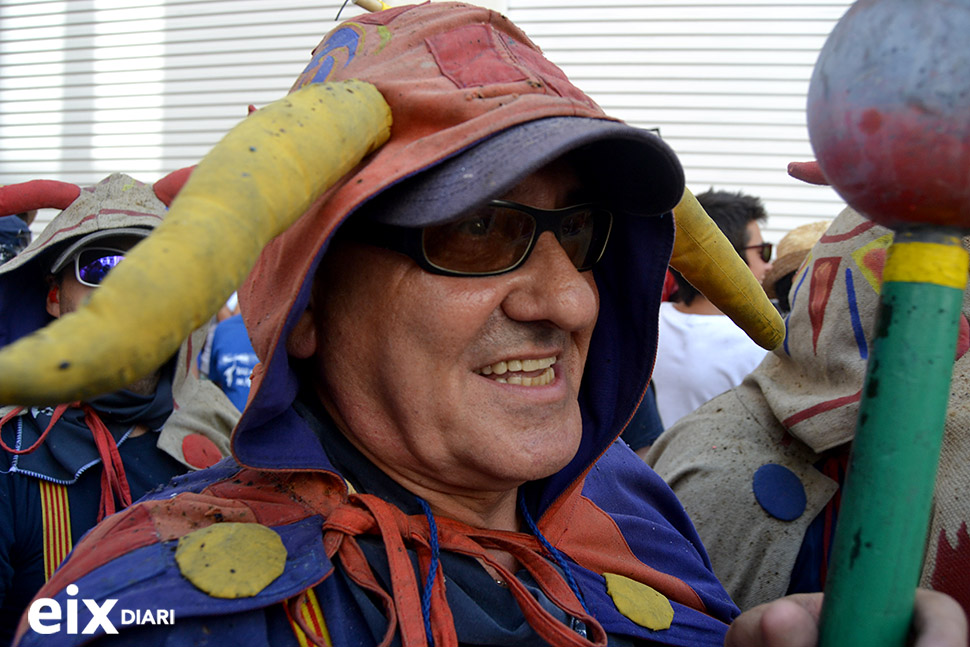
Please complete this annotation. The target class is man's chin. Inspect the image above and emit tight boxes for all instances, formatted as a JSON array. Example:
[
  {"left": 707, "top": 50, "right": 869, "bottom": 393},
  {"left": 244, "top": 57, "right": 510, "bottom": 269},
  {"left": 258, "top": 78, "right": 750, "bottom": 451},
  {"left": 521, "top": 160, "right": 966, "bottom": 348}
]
[{"left": 123, "top": 370, "right": 161, "bottom": 396}]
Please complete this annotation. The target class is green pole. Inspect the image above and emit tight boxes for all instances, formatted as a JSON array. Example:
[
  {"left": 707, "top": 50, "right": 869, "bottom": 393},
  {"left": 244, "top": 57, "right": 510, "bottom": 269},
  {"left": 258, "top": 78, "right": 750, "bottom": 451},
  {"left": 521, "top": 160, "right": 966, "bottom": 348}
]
[{"left": 818, "top": 229, "right": 968, "bottom": 647}]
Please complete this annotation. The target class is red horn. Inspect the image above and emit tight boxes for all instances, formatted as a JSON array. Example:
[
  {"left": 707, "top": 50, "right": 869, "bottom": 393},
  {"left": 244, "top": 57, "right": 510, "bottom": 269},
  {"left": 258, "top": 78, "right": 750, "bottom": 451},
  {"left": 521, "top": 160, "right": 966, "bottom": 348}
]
[
  {"left": 787, "top": 160, "right": 829, "bottom": 186},
  {"left": 0, "top": 180, "right": 81, "bottom": 217},
  {"left": 153, "top": 166, "right": 195, "bottom": 207}
]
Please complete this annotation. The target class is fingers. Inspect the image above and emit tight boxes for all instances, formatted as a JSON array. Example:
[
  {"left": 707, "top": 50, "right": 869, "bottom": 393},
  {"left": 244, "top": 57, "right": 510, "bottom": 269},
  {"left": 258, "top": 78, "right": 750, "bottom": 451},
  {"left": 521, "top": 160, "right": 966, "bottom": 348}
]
[
  {"left": 912, "top": 589, "right": 968, "bottom": 647},
  {"left": 726, "top": 590, "right": 966, "bottom": 647},
  {"left": 725, "top": 594, "right": 822, "bottom": 647}
]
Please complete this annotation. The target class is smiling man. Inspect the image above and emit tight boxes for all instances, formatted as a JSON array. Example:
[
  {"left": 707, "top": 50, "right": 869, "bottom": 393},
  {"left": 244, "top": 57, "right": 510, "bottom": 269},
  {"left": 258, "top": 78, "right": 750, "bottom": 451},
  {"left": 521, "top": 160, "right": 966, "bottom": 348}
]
[{"left": 13, "top": 4, "right": 966, "bottom": 647}]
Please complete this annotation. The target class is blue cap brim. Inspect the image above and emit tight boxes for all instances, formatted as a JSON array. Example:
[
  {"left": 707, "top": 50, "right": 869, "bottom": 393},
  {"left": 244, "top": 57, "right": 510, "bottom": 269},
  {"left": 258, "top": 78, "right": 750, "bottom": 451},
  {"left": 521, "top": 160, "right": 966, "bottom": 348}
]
[{"left": 361, "top": 117, "right": 685, "bottom": 227}]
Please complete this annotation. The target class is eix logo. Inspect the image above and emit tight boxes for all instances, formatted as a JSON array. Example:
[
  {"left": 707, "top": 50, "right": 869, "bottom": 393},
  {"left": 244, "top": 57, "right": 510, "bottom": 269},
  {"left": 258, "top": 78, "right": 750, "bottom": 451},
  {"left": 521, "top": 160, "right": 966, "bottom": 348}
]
[
  {"left": 28, "top": 584, "right": 118, "bottom": 635},
  {"left": 27, "top": 584, "right": 175, "bottom": 635}
]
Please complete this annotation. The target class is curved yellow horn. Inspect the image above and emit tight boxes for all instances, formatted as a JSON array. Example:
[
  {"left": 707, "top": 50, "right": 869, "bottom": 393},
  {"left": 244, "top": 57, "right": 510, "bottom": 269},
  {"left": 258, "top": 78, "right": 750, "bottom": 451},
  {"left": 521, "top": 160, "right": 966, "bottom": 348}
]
[
  {"left": 0, "top": 80, "right": 392, "bottom": 405},
  {"left": 669, "top": 187, "right": 786, "bottom": 350}
]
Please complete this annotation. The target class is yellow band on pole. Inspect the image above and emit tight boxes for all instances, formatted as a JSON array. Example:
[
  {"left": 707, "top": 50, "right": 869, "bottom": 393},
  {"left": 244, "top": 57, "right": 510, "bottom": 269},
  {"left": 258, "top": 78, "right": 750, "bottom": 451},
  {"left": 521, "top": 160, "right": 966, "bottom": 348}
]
[{"left": 883, "top": 240, "right": 969, "bottom": 289}]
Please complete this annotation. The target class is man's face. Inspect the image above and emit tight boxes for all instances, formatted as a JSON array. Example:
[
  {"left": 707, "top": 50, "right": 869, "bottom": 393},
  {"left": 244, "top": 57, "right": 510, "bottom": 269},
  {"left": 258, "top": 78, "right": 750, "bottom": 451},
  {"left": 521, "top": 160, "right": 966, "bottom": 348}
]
[
  {"left": 45, "top": 239, "right": 160, "bottom": 396},
  {"left": 47, "top": 242, "right": 135, "bottom": 318},
  {"left": 743, "top": 220, "right": 773, "bottom": 283},
  {"left": 305, "top": 161, "right": 600, "bottom": 504}
]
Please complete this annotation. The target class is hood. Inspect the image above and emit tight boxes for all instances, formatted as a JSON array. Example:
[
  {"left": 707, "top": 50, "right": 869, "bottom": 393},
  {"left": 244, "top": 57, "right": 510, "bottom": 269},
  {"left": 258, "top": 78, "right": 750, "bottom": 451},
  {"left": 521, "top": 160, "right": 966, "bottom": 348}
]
[
  {"left": 233, "top": 2, "right": 677, "bottom": 513},
  {"left": 0, "top": 173, "right": 165, "bottom": 349},
  {"left": 750, "top": 206, "right": 970, "bottom": 452}
]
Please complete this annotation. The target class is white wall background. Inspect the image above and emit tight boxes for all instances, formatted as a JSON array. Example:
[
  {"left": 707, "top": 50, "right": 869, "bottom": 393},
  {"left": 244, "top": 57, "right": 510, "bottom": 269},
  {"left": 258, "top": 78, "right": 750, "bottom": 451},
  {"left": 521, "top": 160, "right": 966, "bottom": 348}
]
[{"left": 0, "top": 0, "right": 852, "bottom": 241}]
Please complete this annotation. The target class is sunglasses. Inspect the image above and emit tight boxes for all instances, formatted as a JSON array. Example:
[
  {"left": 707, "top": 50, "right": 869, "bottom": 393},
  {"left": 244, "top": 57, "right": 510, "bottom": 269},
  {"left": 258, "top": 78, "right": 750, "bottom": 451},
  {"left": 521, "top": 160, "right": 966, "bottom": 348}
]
[
  {"left": 74, "top": 247, "right": 126, "bottom": 287},
  {"left": 744, "top": 242, "right": 773, "bottom": 263},
  {"left": 350, "top": 200, "right": 614, "bottom": 277}
]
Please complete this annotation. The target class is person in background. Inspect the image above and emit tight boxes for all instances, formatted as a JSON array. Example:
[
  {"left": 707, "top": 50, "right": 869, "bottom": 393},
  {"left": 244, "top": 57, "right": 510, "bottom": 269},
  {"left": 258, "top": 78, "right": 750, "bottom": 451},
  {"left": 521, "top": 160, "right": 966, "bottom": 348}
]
[
  {"left": 650, "top": 189, "right": 773, "bottom": 430},
  {"left": 0, "top": 174, "right": 237, "bottom": 642},
  {"left": 645, "top": 204, "right": 970, "bottom": 617},
  {"left": 204, "top": 310, "right": 259, "bottom": 411},
  {"left": 196, "top": 291, "right": 242, "bottom": 380},
  {"left": 13, "top": 6, "right": 965, "bottom": 647},
  {"left": 763, "top": 220, "right": 830, "bottom": 317},
  {"left": 0, "top": 211, "right": 34, "bottom": 265}
]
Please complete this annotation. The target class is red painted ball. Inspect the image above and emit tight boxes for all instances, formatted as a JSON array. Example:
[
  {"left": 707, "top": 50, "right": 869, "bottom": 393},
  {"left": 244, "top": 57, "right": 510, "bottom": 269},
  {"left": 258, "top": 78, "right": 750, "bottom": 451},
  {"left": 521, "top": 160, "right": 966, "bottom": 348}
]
[{"left": 807, "top": 0, "right": 970, "bottom": 229}]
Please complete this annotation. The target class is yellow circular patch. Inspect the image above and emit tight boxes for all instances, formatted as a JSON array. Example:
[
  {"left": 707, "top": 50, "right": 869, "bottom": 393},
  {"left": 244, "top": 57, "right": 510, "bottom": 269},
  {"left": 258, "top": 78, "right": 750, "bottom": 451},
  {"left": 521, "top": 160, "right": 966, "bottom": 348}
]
[
  {"left": 175, "top": 523, "right": 287, "bottom": 599},
  {"left": 604, "top": 572, "right": 674, "bottom": 631}
]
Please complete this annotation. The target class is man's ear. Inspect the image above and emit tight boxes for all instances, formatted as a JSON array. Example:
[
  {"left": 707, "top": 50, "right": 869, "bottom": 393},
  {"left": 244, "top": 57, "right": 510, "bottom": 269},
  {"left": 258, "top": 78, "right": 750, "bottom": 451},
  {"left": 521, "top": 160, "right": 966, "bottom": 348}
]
[
  {"left": 45, "top": 283, "right": 61, "bottom": 318},
  {"left": 286, "top": 308, "right": 318, "bottom": 359}
]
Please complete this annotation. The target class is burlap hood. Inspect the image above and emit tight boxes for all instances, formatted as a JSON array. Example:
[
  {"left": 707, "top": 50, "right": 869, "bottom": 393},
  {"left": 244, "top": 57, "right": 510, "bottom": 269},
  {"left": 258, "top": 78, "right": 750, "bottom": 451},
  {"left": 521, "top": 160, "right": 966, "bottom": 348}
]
[
  {"left": 0, "top": 173, "right": 164, "bottom": 348},
  {"left": 648, "top": 205, "right": 970, "bottom": 610},
  {"left": 750, "top": 208, "right": 897, "bottom": 452}
]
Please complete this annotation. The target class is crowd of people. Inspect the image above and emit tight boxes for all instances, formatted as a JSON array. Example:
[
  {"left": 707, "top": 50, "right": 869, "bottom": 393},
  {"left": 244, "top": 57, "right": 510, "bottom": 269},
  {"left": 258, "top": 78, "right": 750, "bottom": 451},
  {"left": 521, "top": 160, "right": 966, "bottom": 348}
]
[{"left": 0, "top": 3, "right": 966, "bottom": 646}]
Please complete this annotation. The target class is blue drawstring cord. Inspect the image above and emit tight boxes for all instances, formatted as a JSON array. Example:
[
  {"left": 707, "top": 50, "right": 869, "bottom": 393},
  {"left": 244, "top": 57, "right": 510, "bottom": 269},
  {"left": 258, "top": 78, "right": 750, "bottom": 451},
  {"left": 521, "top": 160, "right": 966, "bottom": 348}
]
[
  {"left": 518, "top": 493, "right": 591, "bottom": 616},
  {"left": 416, "top": 494, "right": 588, "bottom": 647},
  {"left": 417, "top": 498, "right": 440, "bottom": 647}
]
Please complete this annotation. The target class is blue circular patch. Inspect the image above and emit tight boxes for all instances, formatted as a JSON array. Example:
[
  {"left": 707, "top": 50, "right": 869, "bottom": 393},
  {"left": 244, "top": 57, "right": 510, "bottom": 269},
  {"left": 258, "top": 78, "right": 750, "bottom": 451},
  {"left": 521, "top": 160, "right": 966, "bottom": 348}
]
[{"left": 753, "top": 463, "right": 807, "bottom": 521}]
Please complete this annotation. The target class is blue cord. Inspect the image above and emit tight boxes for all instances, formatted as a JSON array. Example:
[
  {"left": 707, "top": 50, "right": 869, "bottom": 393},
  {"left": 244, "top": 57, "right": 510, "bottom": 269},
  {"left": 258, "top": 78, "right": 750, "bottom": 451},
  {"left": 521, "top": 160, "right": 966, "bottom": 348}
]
[
  {"left": 518, "top": 494, "right": 591, "bottom": 615},
  {"left": 417, "top": 498, "right": 440, "bottom": 647}
]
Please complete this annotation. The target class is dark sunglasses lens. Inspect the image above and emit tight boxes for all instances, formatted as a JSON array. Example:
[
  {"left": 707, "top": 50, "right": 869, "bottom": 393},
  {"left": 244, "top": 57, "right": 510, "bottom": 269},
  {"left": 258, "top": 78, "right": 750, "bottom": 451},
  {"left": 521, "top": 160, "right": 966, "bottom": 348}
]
[
  {"left": 761, "top": 243, "right": 773, "bottom": 263},
  {"left": 558, "top": 208, "right": 612, "bottom": 270},
  {"left": 77, "top": 251, "right": 124, "bottom": 286},
  {"left": 422, "top": 206, "right": 535, "bottom": 274}
]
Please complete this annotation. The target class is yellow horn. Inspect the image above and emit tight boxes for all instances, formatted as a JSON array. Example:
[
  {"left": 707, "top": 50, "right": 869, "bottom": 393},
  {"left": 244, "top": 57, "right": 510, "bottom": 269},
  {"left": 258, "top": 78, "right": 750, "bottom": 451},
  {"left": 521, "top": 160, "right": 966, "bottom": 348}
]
[
  {"left": 0, "top": 80, "right": 392, "bottom": 405},
  {"left": 669, "top": 187, "right": 786, "bottom": 350}
]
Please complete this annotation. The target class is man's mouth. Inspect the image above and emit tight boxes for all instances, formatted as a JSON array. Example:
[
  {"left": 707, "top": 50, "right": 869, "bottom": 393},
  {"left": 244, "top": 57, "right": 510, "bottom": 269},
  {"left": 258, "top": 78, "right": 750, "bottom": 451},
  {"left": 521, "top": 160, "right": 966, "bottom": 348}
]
[{"left": 475, "top": 356, "right": 557, "bottom": 386}]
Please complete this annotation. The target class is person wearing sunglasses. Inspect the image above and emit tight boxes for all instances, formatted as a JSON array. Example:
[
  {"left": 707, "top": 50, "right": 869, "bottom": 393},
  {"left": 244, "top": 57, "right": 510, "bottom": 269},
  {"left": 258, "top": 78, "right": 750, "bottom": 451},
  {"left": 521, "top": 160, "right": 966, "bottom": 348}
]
[
  {"left": 0, "top": 173, "right": 238, "bottom": 643},
  {"left": 646, "top": 204, "right": 970, "bottom": 618},
  {"left": 643, "top": 189, "right": 776, "bottom": 435},
  {"left": 17, "top": 5, "right": 965, "bottom": 647}
]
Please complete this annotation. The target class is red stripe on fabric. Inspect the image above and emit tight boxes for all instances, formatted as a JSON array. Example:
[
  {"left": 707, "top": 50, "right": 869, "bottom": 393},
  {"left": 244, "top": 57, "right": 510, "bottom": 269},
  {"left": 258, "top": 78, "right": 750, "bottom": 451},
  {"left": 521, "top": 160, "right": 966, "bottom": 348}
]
[
  {"left": 304, "top": 589, "right": 329, "bottom": 644},
  {"left": 819, "top": 220, "right": 877, "bottom": 243},
  {"left": 31, "top": 214, "right": 100, "bottom": 249},
  {"left": 97, "top": 209, "right": 164, "bottom": 219},
  {"left": 30, "top": 208, "right": 162, "bottom": 249},
  {"left": 782, "top": 389, "right": 862, "bottom": 428},
  {"left": 40, "top": 481, "right": 72, "bottom": 581},
  {"left": 55, "top": 485, "right": 71, "bottom": 574},
  {"left": 40, "top": 482, "right": 54, "bottom": 579}
]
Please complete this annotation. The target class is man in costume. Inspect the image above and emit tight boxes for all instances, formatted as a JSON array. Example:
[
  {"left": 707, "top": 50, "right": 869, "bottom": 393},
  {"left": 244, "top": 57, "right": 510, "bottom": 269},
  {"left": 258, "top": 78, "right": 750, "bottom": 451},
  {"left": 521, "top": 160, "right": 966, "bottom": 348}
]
[
  {"left": 646, "top": 202, "right": 970, "bottom": 615},
  {"left": 0, "top": 174, "right": 237, "bottom": 642},
  {"left": 11, "top": 5, "right": 966, "bottom": 646}
]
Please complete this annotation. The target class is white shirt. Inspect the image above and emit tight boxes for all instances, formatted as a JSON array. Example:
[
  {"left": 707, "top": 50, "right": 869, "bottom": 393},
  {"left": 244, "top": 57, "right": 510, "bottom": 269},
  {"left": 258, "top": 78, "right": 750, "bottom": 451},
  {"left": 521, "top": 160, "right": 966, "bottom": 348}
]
[{"left": 652, "top": 301, "right": 768, "bottom": 429}]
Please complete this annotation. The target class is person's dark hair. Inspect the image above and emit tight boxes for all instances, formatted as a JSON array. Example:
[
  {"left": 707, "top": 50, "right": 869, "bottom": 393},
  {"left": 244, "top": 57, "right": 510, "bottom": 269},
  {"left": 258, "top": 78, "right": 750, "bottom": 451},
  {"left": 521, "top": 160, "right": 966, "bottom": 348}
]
[{"left": 672, "top": 189, "right": 767, "bottom": 305}]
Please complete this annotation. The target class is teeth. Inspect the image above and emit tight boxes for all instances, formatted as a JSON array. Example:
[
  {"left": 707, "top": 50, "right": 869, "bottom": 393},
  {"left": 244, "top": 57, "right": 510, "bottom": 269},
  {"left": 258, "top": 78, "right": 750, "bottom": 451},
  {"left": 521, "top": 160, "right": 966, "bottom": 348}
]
[
  {"left": 480, "top": 366, "right": 555, "bottom": 387},
  {"left": 477, "top": 356, "right": 557, "bottom": 380}
]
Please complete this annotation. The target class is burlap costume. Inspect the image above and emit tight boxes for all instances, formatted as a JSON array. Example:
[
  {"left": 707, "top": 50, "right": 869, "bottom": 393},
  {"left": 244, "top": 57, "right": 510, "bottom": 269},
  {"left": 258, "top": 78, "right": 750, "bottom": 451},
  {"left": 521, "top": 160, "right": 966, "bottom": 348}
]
[
  {"left": 646, "top": 207, "right": 970, "bottom": 615},
  {"left": 0, "top": 173, "right": 237, "bottom": 470}
]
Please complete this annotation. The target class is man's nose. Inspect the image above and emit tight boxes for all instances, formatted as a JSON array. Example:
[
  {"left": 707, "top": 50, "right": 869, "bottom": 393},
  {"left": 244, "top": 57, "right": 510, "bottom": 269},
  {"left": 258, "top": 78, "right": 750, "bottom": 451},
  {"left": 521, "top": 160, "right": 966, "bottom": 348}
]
[{"left": 500, "top": 231, "right": 599, "bottom": 331}]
